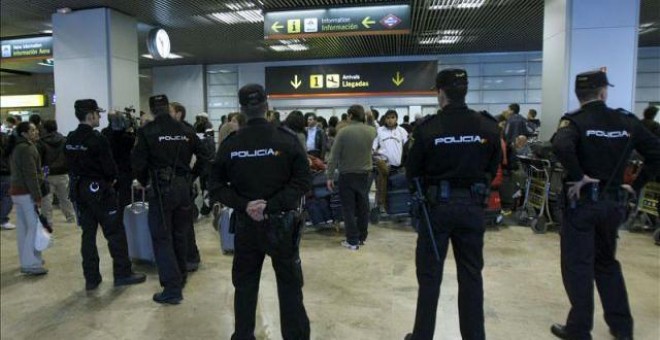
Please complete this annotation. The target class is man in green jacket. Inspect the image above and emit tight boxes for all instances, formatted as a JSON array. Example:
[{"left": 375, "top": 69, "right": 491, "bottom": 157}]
[{"left": 326, "top": 105, "right": 377, "bottom": 250}]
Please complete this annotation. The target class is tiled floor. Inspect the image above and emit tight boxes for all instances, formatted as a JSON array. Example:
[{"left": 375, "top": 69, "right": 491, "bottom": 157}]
[{"left": 1, "top": 209, "right": 658, "bottom": 340}]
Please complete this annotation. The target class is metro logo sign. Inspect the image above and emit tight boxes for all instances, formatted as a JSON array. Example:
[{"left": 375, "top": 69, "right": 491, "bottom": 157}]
[{"left": 380, "top": 14, "right": 402, "bottom": 29}]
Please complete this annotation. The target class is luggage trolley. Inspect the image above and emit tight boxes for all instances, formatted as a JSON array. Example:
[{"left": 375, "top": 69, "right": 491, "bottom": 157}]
[
  {"left": 517, "top": 156, "right": 562, "bottom": 233},
  {"left": 624, "top": 181, "right": 660, "bottom": 245}
]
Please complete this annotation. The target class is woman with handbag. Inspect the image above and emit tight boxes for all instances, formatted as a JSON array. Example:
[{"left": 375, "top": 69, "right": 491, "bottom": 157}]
[{"left": 8, "top": 121, "right": 48, "bottom": 275}]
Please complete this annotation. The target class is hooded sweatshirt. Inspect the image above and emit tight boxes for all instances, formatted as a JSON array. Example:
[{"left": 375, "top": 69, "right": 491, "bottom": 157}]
[{"left": 38, "top": 131, "right": 68, "bottom": 175}]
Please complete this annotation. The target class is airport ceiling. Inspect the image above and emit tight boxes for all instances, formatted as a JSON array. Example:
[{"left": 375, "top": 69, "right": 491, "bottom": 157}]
[{"left": 0, "top": 0, "right": 659, "bottom": 74}]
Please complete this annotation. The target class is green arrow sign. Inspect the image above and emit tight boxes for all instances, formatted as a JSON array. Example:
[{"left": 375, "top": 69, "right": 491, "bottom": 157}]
[{"left": 264, "top": 5, "right": 411, "bottom": 39}]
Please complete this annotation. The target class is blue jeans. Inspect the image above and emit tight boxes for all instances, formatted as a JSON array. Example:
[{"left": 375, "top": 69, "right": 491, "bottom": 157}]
[{"left": 1, "top": 175, "right": 12, "bottom": 224}]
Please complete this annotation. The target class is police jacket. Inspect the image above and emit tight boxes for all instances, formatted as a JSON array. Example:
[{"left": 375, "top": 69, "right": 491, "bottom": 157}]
[
  {"left": 406, "top": 103, "right": 501, "bottom": 186},
  {"left": 64, "top": 124, "right": 118, "bottom": 182},
  {"left": 131, "top": 113, "right": 211, "bottom": 186},
  {"left": 209, "top": 117, "right": 310, "bottom": 214},
  {"left": 551, "top": 101, "right": 660, "bottom": 191}
]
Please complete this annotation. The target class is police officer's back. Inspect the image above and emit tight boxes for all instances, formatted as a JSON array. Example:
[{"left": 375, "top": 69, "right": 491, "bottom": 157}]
[
  {"left": 65, "top": 99, "right": 145, "bottom": 291},
  {"left": 405, "top": 69, "right": 501, "bottom": 340},
  {"left": 209, "top": 84, "right": 311, "bottom": 340},
  {"left": 131, "top": 95, "right": 211, "bottom": 304},
  {"left": 549, "top": 70, "right": 660, "bottom": 340}
]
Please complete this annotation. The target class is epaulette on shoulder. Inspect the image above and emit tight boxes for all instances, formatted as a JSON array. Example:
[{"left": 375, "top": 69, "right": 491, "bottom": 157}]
[
  {"left": 478, "top": 110, "right": 497, "bottom": 123},
  {"left": 416, "top": 114, "right": 437, "bottom": 128},
  {"left": 615, "top": 108, "right": 635, "bottom": 116},
  {"left": 277, "top": 125, "right": 297, "bottom": 138},
  {"left": 563, "top": 108, "right": 583, "bottom": 116},
  {"left": 224, "top": 130, "right": 238, "bottom": 141}
]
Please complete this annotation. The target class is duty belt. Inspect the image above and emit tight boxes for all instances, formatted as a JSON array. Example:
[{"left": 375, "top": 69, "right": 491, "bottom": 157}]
[
  {"left": 426, "top": 180, "right": 488, "bottom": 204},
  {"left": 566, "top": 183, "right": 628, "bottom": 207}
]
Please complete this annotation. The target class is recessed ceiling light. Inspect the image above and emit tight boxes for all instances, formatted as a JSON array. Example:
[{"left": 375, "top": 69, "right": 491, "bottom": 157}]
[
  {"left": 37, "top": 58, "right": 54, "bottom": 67},
  {"left": 269, "top": 44, "right": 309, "bottom": 52},
  {"left": 141, "top": 53, "right": 183, "bottom": 59},
  {"left": 287, "top": 44, "right": 309, "bottom": 51},
  {"left": 279, "top": 39, "right": 303, "bottom": 45},
  {"left": 639, "top": 23, "right": 658, "bottom": 35},
  {"left": 207, "top": 69, "right": 235, "bottom": 74},
  {"left": 419, "top": 36, "right": 461, "bottom": 45},
  {"left": 269, "top": 45, "right": 290, "bottom": 52},
  {"left": 209, "top": 9, "right": 263, "bottom": 24},
  {"left": 225, "top": 2, "right": 257, "bottom": 11},
  {"left": 429, "top": 0, "right": 486, "bottom": 10}
]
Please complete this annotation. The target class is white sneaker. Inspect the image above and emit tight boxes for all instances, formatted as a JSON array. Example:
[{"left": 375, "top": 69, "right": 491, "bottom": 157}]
[
  {"left": 1, "top": 222, "right": 16, "bottom": 230},
  {"left": 340, "top": 240, "right": 359, "bottom": 251}
]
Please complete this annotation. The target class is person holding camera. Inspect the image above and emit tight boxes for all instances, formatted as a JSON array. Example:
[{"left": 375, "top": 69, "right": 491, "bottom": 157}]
[
  {"left": 101, "top": 109, "right": 137, "bottom": 221},
  {"left": 132, "top": 95, "right": 212, "bottom": 304},
  {"left": 64, "top": 99, "right": 146, "bottom": 291}
]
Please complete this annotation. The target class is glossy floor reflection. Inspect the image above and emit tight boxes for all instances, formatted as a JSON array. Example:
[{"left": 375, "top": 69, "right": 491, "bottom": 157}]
[{"left": 1, "top": 210, "right": 658, "bottom": 340}]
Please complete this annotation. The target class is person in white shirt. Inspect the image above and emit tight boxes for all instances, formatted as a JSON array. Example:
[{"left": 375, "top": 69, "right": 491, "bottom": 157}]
[{"left": 372, "top": 109, "right": 408, "bottom": 213}]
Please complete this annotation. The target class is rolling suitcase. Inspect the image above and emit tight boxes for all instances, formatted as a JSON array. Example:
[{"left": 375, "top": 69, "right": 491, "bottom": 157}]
[
  {"left": 306, "top": 197, "right": 332, "bottom": 225},
  {"left": 387, "top": 173, "right": 411, "bottom": 215},
  {"left": 123, "top": 187, "right": 155, "bottom": 263},
  {"left": 312, "top": 172, "right": 331, "bottom": 199},
  {"left": 218, "top": 207, "right": 235, "bottom": 254},
  {"left": 329, "top": 192, "right": 343, "bottom": 222}
]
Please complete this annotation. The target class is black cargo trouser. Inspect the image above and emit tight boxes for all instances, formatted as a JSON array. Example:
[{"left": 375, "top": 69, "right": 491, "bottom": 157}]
[
  {"left": 232, "top": 212, "right": 309, "bottom": 340},
  {"left": 560, "top": 200, "right": 633, "bottom": 340},
  {"left": 75, "top": 180, "right": 132, "bottom": 283},
  {"left": 411, "top": 199, "right": 486, "bottom": 340},
  {"left": 338, "top": 172, "right": 370, "bottom": 245},
  {"left": 148, "top": 177, "right": 192, "bottom": 296},
  {"left": 186, "top": 220, "right": 201, "bottom": 264}
]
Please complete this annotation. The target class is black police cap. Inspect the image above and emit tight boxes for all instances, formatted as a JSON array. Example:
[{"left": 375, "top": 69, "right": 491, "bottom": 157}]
[
  {"left": 575, "top": 70, "right": 614, "bottom": 90},
  {"left": 434, "top": 68, "right": 468, "bottom": 90},
  {"left": 238, "top": 84, "right": 267, "bottom": 107},
  {"left": 74, "top": 99, "right": 105, "bottom": 114},
  {"left": 149, "top": 94, "right": 170, "bottom": 115}
]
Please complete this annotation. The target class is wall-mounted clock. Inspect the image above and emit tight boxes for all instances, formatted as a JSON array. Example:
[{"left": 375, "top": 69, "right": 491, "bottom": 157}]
[{"left": 147, "top": 28, "right": 171, "bottom": 60}]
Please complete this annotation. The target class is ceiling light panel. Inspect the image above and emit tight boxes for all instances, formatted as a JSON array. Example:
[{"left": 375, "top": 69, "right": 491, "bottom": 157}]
[
  {"left": 429, "top": 0, "right": 487, "bottom": 10},
  {"left": 209, "top": 9, "right": 263, "bottom": 24},
  {"left": 419, "top": 36, "right": 461, "bottom": 45}
]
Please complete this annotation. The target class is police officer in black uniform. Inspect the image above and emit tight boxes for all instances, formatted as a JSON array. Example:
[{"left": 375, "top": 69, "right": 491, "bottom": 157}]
[
  {"left": 132, "top": 95, "right": 212, "bottom": 304},
  {"left": 404, "top": 69, "right": 501, "bottom": 340},
  {"left": 209, "top": 84, "right": 310, "bottom": 340},
  {"left": 550, "top": 70, "right": 660, "bottom": 340},
  {"left": 65, "top": 99, "right": 146, "bottom": 291}
]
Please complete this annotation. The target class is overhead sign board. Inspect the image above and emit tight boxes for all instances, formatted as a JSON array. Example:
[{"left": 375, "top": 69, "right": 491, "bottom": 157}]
[
  {"left": 0, "top": 94, "right": 47, "bottom": 108},
  {"left": 264, "top": 5, "right": 411, "bottom": 39},
  {"left": 0, "top": 36, "right": 53, "bottom": 59},
  {"left": 266, "top": 61, "right": 437, "bottom": 98}
]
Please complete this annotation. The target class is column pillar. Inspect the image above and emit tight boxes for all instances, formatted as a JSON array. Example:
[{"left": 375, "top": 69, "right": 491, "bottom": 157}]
[
  {"left": 52, "top": 8, "right": 139, "bottom": 133},
  {"left": 540, "top": 0, "right": 640, "bottom": 140}
]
